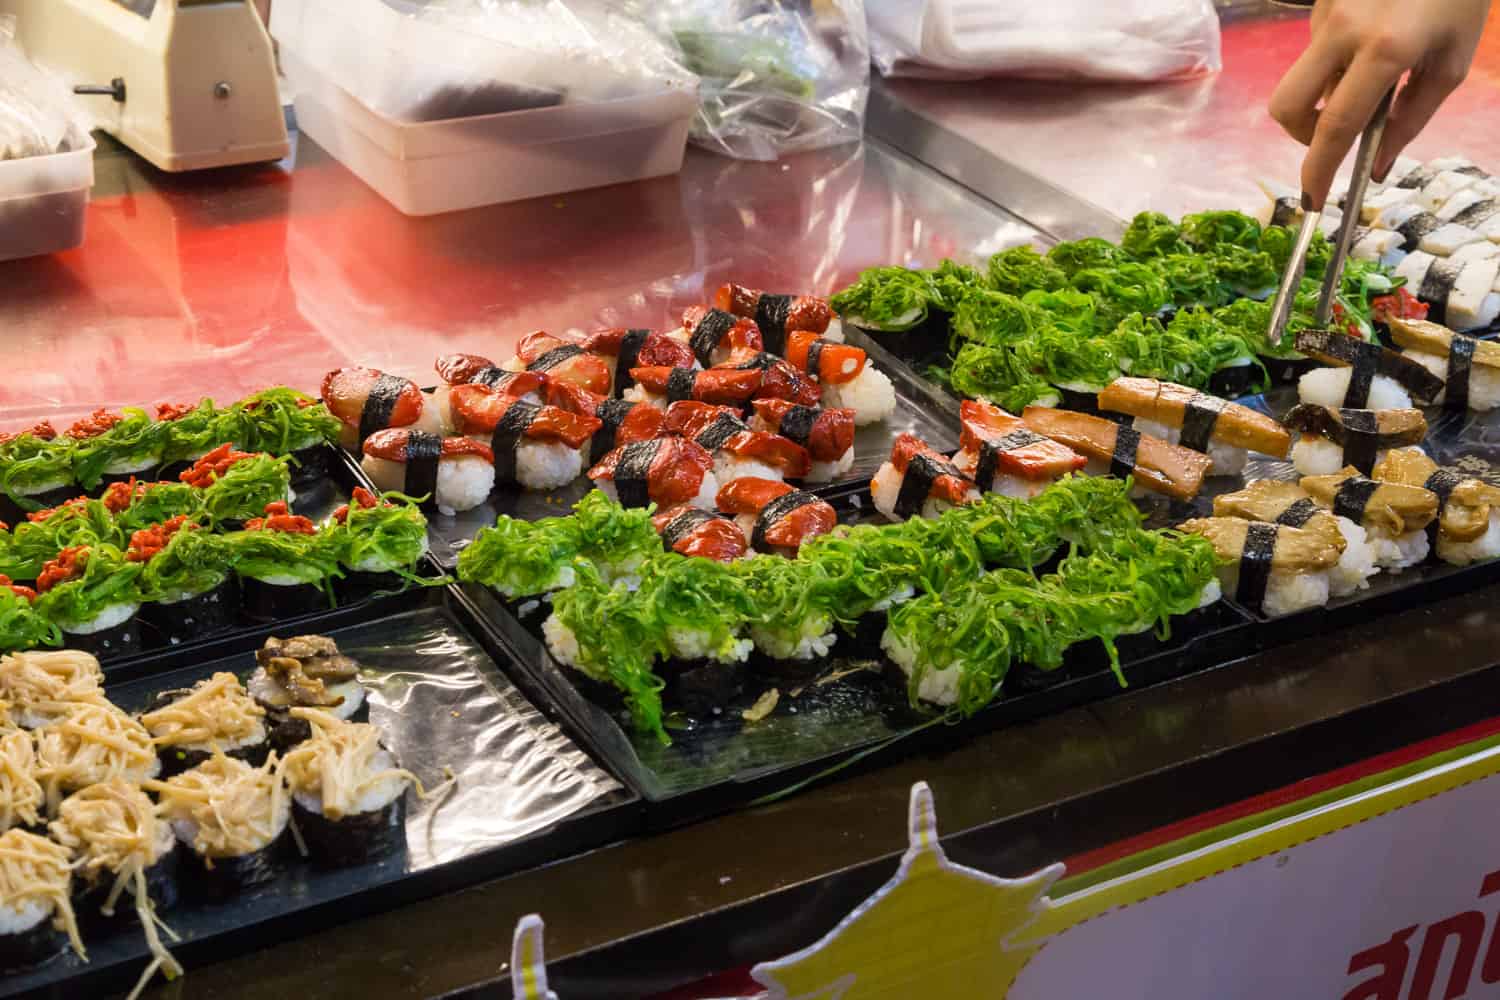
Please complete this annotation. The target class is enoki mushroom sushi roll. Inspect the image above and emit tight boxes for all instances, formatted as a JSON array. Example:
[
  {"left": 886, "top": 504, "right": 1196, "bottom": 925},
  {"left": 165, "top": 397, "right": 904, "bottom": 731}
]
[
  {"left": 580, "top": 328, "right": 697, "bottom": 398},
  {"left": 950, "top": 400, "right": 1085, "bottom": 498},
  {"left": 34, "top": 703, "right": 160, "bottom": 813},
  {"left": 50, "top": 778, "right": 181, "bottom": 917},
  {"left": 248, "top": 634, "right": 369, "bottom": 753},
  {"left": 1293, "top": 329, "right": 1444, "bottom": 410},
  {"left": 871, "top": 434, "right": 981, "bottom": 521},
  {"left": 448, "top": 383, "right": 601, "bottom": 492},
  {"left": 0, "top": 730, "right": 41, "bottom": 836},
  {"left": 1097, "top": 377, "right": 1291, "bottom": 477},
  {"left": 784, "top": 330, "right": 896, "bottom": 426},
  {"left": 0, "top": 650, "right": 106, "bottom": 731},
  {"left": 1180, "top": 517, "right": 1342, "bottom": 618},
  {"left": 748, "top": 398, "right": 855, "bottom": 483},
  {"left": 651, "top": 506, "right": 749, "bottom": 562},
  {"left": 588, "top": 437, "right": 720, "bottom": 511},
  {"left": 0, "top": 829, "right": 83, "bottom": 971},
  {"left": 1021, "top": 406, "right": 1211, "bottom": 501},
  {"left": 664, "top": 401, "right": 810, "bottom": 484},
  {"left": 714, "top": 477, "right": 837, "bottom": 557},
  {"left": 361, "top": 429, "right": 495, "bottom": 515},
  {"left": 500, "top": 331, "right": 612, "bottom": 397},
  {"left": 1213, "top": 479, "right": 1379, "bottom": 596},
  {"left": 146, "top": 753, "right": 290, "bottom": 898},
  {"left": 670, "top": 307, "right": 763, "bottom": 368},
  {"left": 713, "top": 282, "right": 843, "bottom": 347},
  {"left": 281, "top": 711, "right": 419, "bottom": 867},
  {"left": 1301, "top": 468, "right": 1438, "bottom": 571},
  {"left": 321, "top": 367, "right": 446, "bottom": 451},
  {"left": 1283, "top": 404, "right": 1428, "bottom": 477},
  {"left": 140, "top": 673, "right": 269, "bottom": 777},
  {"left": 1386, "top": 315, "right": 1500, "bottom": 412}
]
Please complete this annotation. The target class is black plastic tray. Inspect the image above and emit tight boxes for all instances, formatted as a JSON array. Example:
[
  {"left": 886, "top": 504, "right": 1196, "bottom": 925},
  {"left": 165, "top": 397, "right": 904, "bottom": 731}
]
[{"left": 4, "top": 587, "right": 638, "bottom": 1000}]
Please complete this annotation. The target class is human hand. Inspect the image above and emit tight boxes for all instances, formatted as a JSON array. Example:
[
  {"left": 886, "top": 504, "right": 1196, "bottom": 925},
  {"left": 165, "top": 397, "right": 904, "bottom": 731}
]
[{"left": 1269, "top": 0, "right": 1491, "bottom": 209}]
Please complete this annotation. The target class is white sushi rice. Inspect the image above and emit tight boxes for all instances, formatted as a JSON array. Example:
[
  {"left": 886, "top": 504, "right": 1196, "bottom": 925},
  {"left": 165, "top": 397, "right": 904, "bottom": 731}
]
[
  {"left": 1217, "top": 564, "right": 1331, "bottom": 618},
  {"left": 591, "top": 470, "right": 719, "bottom": 511},
  {"left": 293, "top": 748, "right": 405, "bottom": 818},
  {"left": 820, "top": 367, "right": 897, "bottom": 427},
  {"left": 752, "top": 615, "right": 837, "bottom": 661},
  {"left": 246, "top": 572, "right": 312, "bottom": 586},
  {"left": 821, "top": 317, "right": 845, "bottom": 343},
  {"left": 804, "top": 448, "right": 855, "bottom": 484},
  {"left": 515, "top": 441, "right": 583, "bottom": 491},
  {"left": 0, "top": 898, "right": 50, "bottom": 936},
  {"left": 350, "top": 533, "right": 431, "bottom": 574},
  {"left": 870, "top": 461, "right": 978, "bottom": 522},
  {"left": 65, "top": 602, "right": 138, "bottom": 635},
  {"left": 362, "top": 453, "right": 494, "bottom": 516},
  {"left": 1134, "top": 417, "right": 1248, "bottom": 477},
  {"left": 1197, "top": 578, "right": 1222, "bottom": 608},
  {"left": 881, "top": 631, "right": 963, "bottom": 706},
  {"left": 1290, "top": 437, "right": 1392, "bottom": 477},
  {"left": 1297, "top": 367, "right": 1412, "bottom": 410},
  {"left": 1404, "top": 350, "right": 1500, "bottom": 411},
  {"left": 621, "top": 385, "right": 666, "bottom": 411},
  {"left": 870, "top": 584, "right": 916, "bottom": 613},
  {"left": 1330, "top": 517, "right": 1380, "bottom": 596},
  {"left": 1438, "top": 511, "right": 1500, "bottom": 566},
  {"left": 542, "top": 614, "right": 581, "bottom": 670},
  {"left": 1367, "top": 528, "right": 1430, "bottom": 571},
  {"left": 714, "top": 454, "right": 786, "bottom": 486},
  {"left": 248, "top": 673, "right": 367, "bottom": 721},
  {"left": 666, "top": 627, "right": 752, "bottom": 664},
  {"left": 950, "top": 447, "right": 1054, "bottom": 498}
]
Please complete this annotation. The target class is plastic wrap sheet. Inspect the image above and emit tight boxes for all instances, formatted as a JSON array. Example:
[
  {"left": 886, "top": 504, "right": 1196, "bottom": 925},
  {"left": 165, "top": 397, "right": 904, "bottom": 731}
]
[{"left": 5, "top": 600, "right": 627, "bottom": 997}]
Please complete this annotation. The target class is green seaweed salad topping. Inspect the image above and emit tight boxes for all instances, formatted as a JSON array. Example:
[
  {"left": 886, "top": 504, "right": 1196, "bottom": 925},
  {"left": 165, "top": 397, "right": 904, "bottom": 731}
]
[
  {"left": 197, "top": 454, "right": 293, "bottom": 528},
  {"left": 330, "top": 492, "right": 432, "bottom": 578},
  {"left": 136, "top": 525, "right": 234, "bottom": 603},
  {"left": 0, "top": 431, "right": 74, "bottom": 504},
  {"left": 0, "top": 585, "right": 60, "bottom": 654},
  {"left": 156, "top": 400, "right": 229, "bottom": 465},
  {"left": 829, "top": 209, "right": 1399, "bottom": 408},
  {"left": 70, "top": 408, "right": 166, "bottom": 490},
  {"left": 34, "top": 544, "right": 144, "bottom": 628},
  {"left": 220, "top": 526, "right": 343, "bottom": 588},
  {"left": 224, "top": 388, "right": 339, "bottom": 456}
]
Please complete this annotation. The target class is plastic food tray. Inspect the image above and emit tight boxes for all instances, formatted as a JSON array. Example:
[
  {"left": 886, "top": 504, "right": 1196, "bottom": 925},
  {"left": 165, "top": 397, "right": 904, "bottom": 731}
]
[
  {"left": 0, "top": 135, "right": 94, "bottom": 263},
  {"left": 278, "top": 45, "right": 695, "bottom": 216}
]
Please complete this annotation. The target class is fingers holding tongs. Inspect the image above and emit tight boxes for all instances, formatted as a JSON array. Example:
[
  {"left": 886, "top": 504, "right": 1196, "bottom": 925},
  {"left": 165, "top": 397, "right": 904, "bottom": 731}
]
[{"left": 1267, "top": 86, "right": 1397, "bottom": 348}]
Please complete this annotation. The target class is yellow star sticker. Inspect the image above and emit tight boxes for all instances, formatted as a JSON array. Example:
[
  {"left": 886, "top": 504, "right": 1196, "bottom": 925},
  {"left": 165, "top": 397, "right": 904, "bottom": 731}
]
[{"left": 752, "top": 782, "right": 1064, "bottom": 1000}]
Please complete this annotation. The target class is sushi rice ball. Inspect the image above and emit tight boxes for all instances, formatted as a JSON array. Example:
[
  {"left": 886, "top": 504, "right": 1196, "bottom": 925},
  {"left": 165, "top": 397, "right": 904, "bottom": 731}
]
[
  {"left": 1438, "top": 511, "right": 1500, "bottom": 566},
  {"left": 1366, "top": 526, "right": 1431, "bottom": 571},
  {"left": 1402, "top": 350, "right": 1500, "bottom": 412},
  {"left": 1134, "top": 417, "right": 1247, "bottom": 478},
  {"left": 870, "top": 462, "right": 978, "bottom": 521},
  {"left": 880, "top": 631, "right": 962, "bottom": 706},
  {"left": 1290, "top": 437, "right": 1393, "bottom": 478},
  {"left": 751, "top": 614, "right": 838, "bottom": 662},
  {"left": 1216, "top": 561, "right": 1332, "bottom": 619},
  {"left": 1329, "top": 517, "right": 1380, "bottom": 596},
  {"left": 819, "top": 367, "right": 897, "bottom": 427},
  {"left": 362, "top": 450, "right": 494, "bottom": 517},
  {"left": 591, "top": 469, "right": 720, "bottom": 513},
  {"left": 713, "top": 454, "right": 786, "bottom": 485},
  {"left": 1297, "top": 367, "right": 1412, "bottom": 411}
]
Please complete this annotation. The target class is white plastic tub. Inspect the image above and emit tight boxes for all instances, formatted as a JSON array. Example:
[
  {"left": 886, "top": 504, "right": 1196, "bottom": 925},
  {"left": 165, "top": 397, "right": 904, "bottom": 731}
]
[
  {"left": 283, "top": 48, "right": 695, "bottom": 216},
  {"left": 0, "top": 135, "right": 95, "bottom": 262}
]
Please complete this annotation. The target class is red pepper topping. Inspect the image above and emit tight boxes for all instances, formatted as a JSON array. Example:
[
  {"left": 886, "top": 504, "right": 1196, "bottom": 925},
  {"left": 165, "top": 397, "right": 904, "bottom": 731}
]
[
  {"left": 1372, "top": 287, "right": 1429, "bottom": 325},
  {"left": 0, "top": 421, "right": 58, "bottom": 447},
  {"left": 66, "top": 408, "right": 125, "bottom": 440},
  {"left": 0, "top": 522, "right": 8, "bottom": 533},
  {"left": 245, "top": 501, "right": 316, "bottom": 535},
  {"left": 331, "top": 487, "right": 380, "bottom": 525},
  {"left": 154, "top": 402, "right": 195, "bottom": 422},
  {"left": 180, "top": 443, "right": 259, "bottom": 488},
  {"left": 37, "top": 546, "right": 88, "bottom": 593},
  {"left": 26, "top": 496, "right": 91, "bottom": 523},
  {"left": 0, "top": 575, "right": 36, "bottom": 602},
  {"left": 126, "top": 515, "right": 195, "bottom": 563},
  {"left": 100, "top": 478, "right": 147, "bottom": 514}
]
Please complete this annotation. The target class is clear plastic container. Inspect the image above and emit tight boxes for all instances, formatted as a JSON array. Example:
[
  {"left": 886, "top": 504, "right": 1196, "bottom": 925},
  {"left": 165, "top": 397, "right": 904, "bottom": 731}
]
[
  {"left": 0, "top": 134, "right": 94, "bottom": 262},
  {"left": 282, "top": 47, "right": 696, "bottom": 216}
]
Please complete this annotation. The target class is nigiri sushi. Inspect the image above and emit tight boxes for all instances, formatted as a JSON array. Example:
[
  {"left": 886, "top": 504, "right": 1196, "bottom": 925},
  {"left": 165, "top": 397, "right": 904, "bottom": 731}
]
[
  {"left": 652, "top": 505, "right": 748, "bottom": 562},
  {"left": 580, "top": 328, "right": 697, "bottom": 399},
  {"left": 502, "top": 331, "right": 612, "bottom": 396},
  {"left": 1300, "top": 468, "right": 1438, "bottom": 571},
  {"left": 588, "top": 437, "right": 719, "bottom": 510},
  {"left": 948, "top": 400, "right": 1084, "bottom": 498},
  {"left": 1180, "top": 516, "right": 1341, "bottom": 618},
  {"left": 1020, "top": 406, "right": 1212, "bottom": 501},
  {"left": 720, "top": 351, "right": 823, "bottom": 407},
  {"left": 1393, "top": 252, "right": 1500, "bottom": 329},
  {"left": 664, "top": 401, "right": 810, "bottom": 483},
  {"left": 1212, "top": 479, "right": 1378, "bottom": 596},
  {"left": 1373, "top": 448, "right": 1500, "bottom": 565},
  {"left": 624, "top": 366, "right": 765, "bottom": 410},
  {"left": 1097, "top": 377, "right": 1290, "bottom": 476},
  {"left": 586, "top": 398, "right": 666, "bottom": 466},
  {"left": 1293, "top": 329, "right": 1444, "bottom": 408},
  {"left": 714, "top": 477, "right": 837, "bottom": 557},
  {"left": 671, "top": 307, "right": 763, "bottom": 368},
  {"left": 783, "top": 331, "right": 896, "bottom": 426},
  {"left": 361, "top": 429, "right": 494, "bottom": 515},
  {"left": 1384, "top": 203, "right": 1483, "bottom": 256},
  {"left": 432, "top": 354, "right": 547, "bottom": 431},
  {"left": 449, "top": 384, "right": 601, "bottom": 491},
  {"left": 1283, "top": 404, "right": 1428, "bottom": 476},
  {"left": 748, "top": 399, "right": 855, "bottom": 483},
  {"left": 1386, "top": 315, "right": 1500, "bottom": 411},
  {"left": 713, "top": 283, "right": 843, "bottom": 348},
  {"left": 322, "top": 367, "right": 445, "bottom": 450},
  {"left": 871, "top": 434, "right": 980, "bottom": 521}
]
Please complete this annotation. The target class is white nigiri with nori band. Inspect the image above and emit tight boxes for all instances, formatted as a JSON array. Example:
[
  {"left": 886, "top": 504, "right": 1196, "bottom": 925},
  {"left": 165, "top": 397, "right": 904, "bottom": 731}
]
[
  {"left": 1283, "top": 404, "right": 1428, "bottom": 477},
  {"left": 1212, "top": 479, "right": 1379, "bottom": 596},
  {"left": 1293, "top": 329, "right": 1445, "bottom": 408},
  {"left": 1180, "top": 517, "right": 1341, "bottom": 618}
]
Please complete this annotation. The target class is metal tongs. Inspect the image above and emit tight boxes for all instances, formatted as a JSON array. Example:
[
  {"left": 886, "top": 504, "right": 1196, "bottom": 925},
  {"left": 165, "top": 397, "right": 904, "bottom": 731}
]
[{"left": 1266, "top": 87, "right": 1396, "bottom": 347}]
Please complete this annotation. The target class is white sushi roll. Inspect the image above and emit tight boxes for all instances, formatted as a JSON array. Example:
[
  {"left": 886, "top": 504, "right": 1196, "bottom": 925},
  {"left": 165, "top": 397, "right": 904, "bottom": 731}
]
[
  {"left": 751, "top": 619, "right": 837, "bottom": 662},
  {"left": 1362, "top": 185, "right": 1419, "bottom": 222},
  {"left": 1133, "top": 417, "right": 1247, "bottom": 478},
  {"left": 1366, "top": 527, "right": 1430, "bottom": 571},
  {"left": 1402, "top": 350, "right": 1500, "bottom": 411},
  {"left": 665, "top": 627, "right": 753, "bottom": 664},
  {"left": 1351, "top": 228, "right": 1405, "bottom": 265},
  {"left": 1437, "top": 185, "right": 1500, "bottom": 223},
  {"left": 542, "top": 614, "right": 582, "bottom": 670},
  {"left": 1446, "top": 258, "right": 1500, "bottom": 330},
  {"left": 820, "top": 367, "right": 898, "bottom": 427},
  {"left": 880, "top": 630, "right": 961, "bottom": 707},
  {"left": 1438, "top": 511, "right": 1500, "bottom": 566},
  {"left": 1423, "top": 222, "right": 1484, "bottom": 256},
  {"left": 1297, "top": 367, "right": 1412, "bottom": 411},
  {"left": 1447, "top": 240, "right": 1500, "bottom": 266},
  {"left": 1376, "top": 201, "right": 1425, "bottom": 232},
  {"left": 1329, "top": 517, "right": 1380, "bottom": 596}
]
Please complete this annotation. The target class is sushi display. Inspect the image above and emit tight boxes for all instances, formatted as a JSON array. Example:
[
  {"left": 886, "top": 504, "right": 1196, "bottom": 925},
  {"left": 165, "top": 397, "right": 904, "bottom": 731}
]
[{"left": 1096, "top": 377, "right": 1290, "bottom": 476}]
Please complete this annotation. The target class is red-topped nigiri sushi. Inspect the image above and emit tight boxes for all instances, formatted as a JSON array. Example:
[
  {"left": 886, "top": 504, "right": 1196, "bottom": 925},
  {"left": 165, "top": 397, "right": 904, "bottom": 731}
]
[
  {"left": 783, "top": 331, "right": 895, "bottom": 426},
  {"left": 718, "top": 350, "right": 822, "bottom": 408},
  {"left": 544, "top": 381, "right": 667, "bottom": 465},
  {"left": 322, "top": 367, "right": 446, "bottom": 449},
  {"left": 625, "top": 366, "right": 765, "bottom": 410},
  {"left": 669, "top": 307, "right": 764, "bottom": 368},
  {"left": 450, "top": 384, "right": 601, "bottom": 491},
  {"left": 362, "top": 429, "right": 494, "bottom": 515},
  {"left": 432, "top": 353, "right": 548, "bottom": 432},
  {"left": 748, "top": 398, "right": 856, "bottom": 483},
  {"left": 713, "top": 283, "right": 842, "bottom": 349},
  {"left": 951, "top": 400, "right": 1086, "bottom": 498},
  {"left": 871, "top": 434, "right": 980, "bottom": 522},
  {"left": 588, "top": 437, "right": 719, "bottom": 510},
  {"left": 652, "top": 505, "right": 749, "bottom": 562},
  {"left": 580, "top": 328, "right": 697, "bottom": 398},
  {"left": 501, "top": 331, "right": 612, "bottom": 397},
  {"left": 664, "top": 401, "right": 810, "bottom": 483},
  {"left": 715, "top": 477, "right": 837, "bottom": 556}
]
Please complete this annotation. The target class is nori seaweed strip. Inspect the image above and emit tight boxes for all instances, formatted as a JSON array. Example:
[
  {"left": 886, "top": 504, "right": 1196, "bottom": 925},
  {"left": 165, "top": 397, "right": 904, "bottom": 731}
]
[
  {"left": 472, "top": 367, "right": 517, "bottom": 390},
  {"left": 1446, "top": 334, "right": 1477, "bottom": 411},
  {"left": 689, "top": 311, "right": 737, "bottom": 368},
  {"left": 776, "top": 406, "right": 817, "bottom": 446},
  {"left": 751, "top": 490, "right": 820, "bottom": 552},
  {"left": 695, "top": 413, "right": 747, "bottom": 451},
  {"left": 1396, "top": 164, "right": 1443, "bottom": 189},
  {"left": 489, "top": 401, "right": 540, "bottom": 485},
  {"left": 1332, "top": 476, "right": 1381, "bottom": 523},
  {"left": 661, "top": 508, "right": 719, "bottom": 550},
  {"left": 1424, "top": 468, "right": 1462, "bottom": 548},
  {"left": 893, "top": 453, "right": 962, "bottom": 520},
  {"left": 527, "top": 345, "right": 585, "bottom": 373},
  {"left": 973, "top": 428, "right": 1048, "bottom": 488},
  {"left": 1456, "top": 165, "right": 1490, "bottom": 179},
  {"left": 1276, "top": 498, "right": 1320, "bottom": 528},
  {"left": 1341, "top": 409, "right": 1380, "bottom": 475},
  {"left": 1395, "top": 212, "right": 1442, "bottom": 253},
  {"left": 1110, "top": 425, "right": 1142, "bottom": 479},
  {"left": 754, "top": 295, "right": 793, "bottom": 355},
  {"left": 613, "top": 329, "right": 651, "bottom": 398},
  {"left": 359, "top": 374, "right": 407, "bottom": 446},
  {"left": 1419, "top": 258, "right": 1461, "bottom": 325},
  {"left": 1237, "top": 522, "right": 1278, "bottom": 610},
  {"left": 736, "top": 353, "right": 777, "bottom": 372},
  {"left": 804, "top": 340, "right": 826, "bottom": 383},
  {"left": 591, "top": 399, "right": 635, "bottom": 465},
  {"left": 1295, "top": 330, "right": 1445, "bottom": 402},
  {"left": 1451, "top": 199, "right": 1500, "bottom": 229},
  {"left": 1270, "top": 197, "right": 1299, "bottom": 228},
  {"left": 1179, "top": 394, "right": 1227, "bottom": 454},
  {"left": 1343, "top": 359, "right": 1376, "bottom": 409},
  {"left": 666, "top": 368, "right": 697, "bottom": 404},
  {"left": 404, "top": 431, "right": 442, "bottom": 503},
  {"left": 612, "top": 440, "right": 660, "bottom": 508}
]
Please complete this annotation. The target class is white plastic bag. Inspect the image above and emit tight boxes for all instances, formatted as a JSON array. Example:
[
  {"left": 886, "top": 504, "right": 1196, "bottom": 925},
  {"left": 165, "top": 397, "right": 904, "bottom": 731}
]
[
  {"left": 621, "top": 0, "right": 871, "bottom": 162},
  {"left": 867, "top": 0, "right": 1221, "bottom": 82},
  {"left": 0, "top": 16, "right": 92, "bottom": 161}
]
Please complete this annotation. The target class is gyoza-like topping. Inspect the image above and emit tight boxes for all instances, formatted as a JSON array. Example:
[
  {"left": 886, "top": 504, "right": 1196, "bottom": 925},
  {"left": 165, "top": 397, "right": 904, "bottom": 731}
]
[
  {"left": 140, "top": 673, "right": 266, "bottom": 748},
  {"left": 0, "top": 829, "right": 83, "bottom": 958},
  {"left": 279, "top": 710, "right": 419, "bottom": 820},
  {"left": 34, "top": 704, "right": 158, "bottom": 812},
  {"left": 0, "top": 730, "right": 41, "bottom": 831},
  {"left": 146, "top": 753, "right": 287, "bottom": 860}
]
